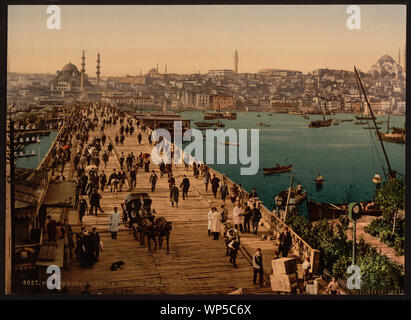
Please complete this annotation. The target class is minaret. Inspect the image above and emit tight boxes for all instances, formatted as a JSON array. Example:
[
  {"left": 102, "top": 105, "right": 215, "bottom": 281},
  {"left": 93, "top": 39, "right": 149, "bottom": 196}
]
[
  {"left": 234, "top": 50, "right": 238, "bottom": 74},
  {"left": 80, "top": 50, "right": 85, "bottom": 91},
  {"left": 163, "top": 98, "right": 167, "bottom": 112},
  {"left": 96, "top": 52, "right": 101, "bottom": 87},
  {"left": 165, "top": 64, "right": 167, "bottom": 74},
  {"left": 156, "top": 62, "right": 159, "bottom": 72}
]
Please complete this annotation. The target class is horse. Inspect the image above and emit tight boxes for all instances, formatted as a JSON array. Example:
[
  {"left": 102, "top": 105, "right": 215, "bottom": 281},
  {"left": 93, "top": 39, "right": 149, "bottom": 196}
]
[
  {"left": 140, "top": 218, "right": 158, "bottom": 251},
  {"left": 154, "top": 217, "right": 172, "bottom": 253}
]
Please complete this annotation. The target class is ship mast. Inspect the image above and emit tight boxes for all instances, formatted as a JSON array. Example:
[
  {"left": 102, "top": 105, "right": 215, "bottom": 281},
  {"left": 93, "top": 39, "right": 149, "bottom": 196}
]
[{"left": 354, "top": 66, "right": 393, "bottom": 177}]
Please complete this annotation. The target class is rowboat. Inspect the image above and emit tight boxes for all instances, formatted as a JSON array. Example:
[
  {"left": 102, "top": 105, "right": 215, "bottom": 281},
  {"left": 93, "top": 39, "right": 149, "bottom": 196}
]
[
  {"left": 263, "top": 164, "right": 292, "bottom": 175},
  {"left": 315, "top": 176, "right": 324, "bottom": 185},
  {"left": 258, "top": 123, "right": 270, "bottom": 127},
  {"left": 276, "top": 187, "right": 307, "bottom": 205}
]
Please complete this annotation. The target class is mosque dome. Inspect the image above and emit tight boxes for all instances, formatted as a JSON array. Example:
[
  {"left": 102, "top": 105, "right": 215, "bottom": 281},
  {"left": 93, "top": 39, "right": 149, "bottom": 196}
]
[
  {"left": 62, "top": 62, "right": 79, "bottom": 73},
  {"left": 147, "top": 68, "right": 159, "bottom": 75}
]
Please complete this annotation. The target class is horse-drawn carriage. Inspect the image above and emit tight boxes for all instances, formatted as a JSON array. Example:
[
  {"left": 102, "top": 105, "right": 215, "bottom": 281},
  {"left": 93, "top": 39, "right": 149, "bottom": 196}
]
[
  {"left": 122, "top": 193, "right": 153, "bottom": 225},
  {"left": 121, "top": 193, "right": 172, "bottom": 252}
]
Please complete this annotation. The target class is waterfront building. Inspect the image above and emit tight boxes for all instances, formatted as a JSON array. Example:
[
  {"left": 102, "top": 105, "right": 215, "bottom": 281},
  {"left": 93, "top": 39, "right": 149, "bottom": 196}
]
[
  {"left": 207, "top": 69, "right": 234, "bottom": 77},
  {"left": 210, "top": 93, "right": 234, "bottom": 110},
  {"left": 195, "top": 92, "right": 210, "bottom": 108}
]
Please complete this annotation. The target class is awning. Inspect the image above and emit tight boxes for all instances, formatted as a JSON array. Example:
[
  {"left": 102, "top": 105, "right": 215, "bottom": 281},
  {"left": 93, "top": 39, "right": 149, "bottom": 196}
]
[{"left": 42, "top": 181, "right": 77, "bottom": 208}]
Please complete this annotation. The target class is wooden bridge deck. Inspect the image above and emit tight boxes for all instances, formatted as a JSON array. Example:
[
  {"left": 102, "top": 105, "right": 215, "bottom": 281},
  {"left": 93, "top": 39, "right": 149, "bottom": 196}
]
[{"left": 60, "top": 120, "right": 274, "bottom": 295}]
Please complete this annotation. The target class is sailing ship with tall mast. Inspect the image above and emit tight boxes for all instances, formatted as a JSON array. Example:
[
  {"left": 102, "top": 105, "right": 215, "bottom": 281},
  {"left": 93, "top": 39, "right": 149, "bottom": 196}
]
[
  {"left": 376, "top": 99, "right": 405, "bottom": 144},
  {"left": 354, "top": 66, "right": 398, "bottom": 180},
  {"left": 308, "top": 96, "right": 333, "bottom": 128}
]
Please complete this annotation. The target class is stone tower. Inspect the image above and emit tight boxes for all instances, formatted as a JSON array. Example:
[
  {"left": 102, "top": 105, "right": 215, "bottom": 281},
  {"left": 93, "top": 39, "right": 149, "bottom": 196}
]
[
  {"left": 234, "top": 50, "right": 238, "bottom": 74},
  {"left": 96, "top": 52, "right": 101, "bottom": 87}
]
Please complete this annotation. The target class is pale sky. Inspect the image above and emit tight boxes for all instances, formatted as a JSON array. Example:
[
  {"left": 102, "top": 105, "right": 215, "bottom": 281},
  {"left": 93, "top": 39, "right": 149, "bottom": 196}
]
[{"left": 8, "top": 5, "right": 406, "bottom": 76}]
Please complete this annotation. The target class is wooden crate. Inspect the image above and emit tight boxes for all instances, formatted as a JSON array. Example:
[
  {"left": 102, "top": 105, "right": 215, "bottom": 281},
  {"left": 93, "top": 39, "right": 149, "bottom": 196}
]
[
  {"left": 270, "top": 273, "right": 298, "bottom": 293},
  {"left": 271, "top": 257, "right": 297, "bottom": 274}
]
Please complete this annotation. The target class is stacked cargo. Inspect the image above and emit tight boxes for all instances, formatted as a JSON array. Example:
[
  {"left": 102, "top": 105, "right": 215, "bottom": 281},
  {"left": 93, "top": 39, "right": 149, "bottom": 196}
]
[{"left": 269, "top": 257, "right": 298, "bottom": 293}]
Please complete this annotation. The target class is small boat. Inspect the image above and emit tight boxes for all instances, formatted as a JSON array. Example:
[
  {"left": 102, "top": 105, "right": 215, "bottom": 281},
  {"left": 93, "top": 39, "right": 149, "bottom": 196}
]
[
  {"left": 302, "top": 115, "right": 310, "bottom": 120},
  {"left": 215, "top": 121, "right": 225, "bottom": 128},
  {"left": 309, "top": 119, "right": 333, "bottom": 128},
  {"left": 263, "top": 164, "right": 292, "bottom": 175},
  {"left": 354, "top": 121, "right": 367, "bottom": 125},
  {"left": 377, "top": 132, "right": 405, "bottom": 144},
  {"left": 257, "top": 114, "right": 261, "bottom": 117},
  {"left": 268, "top": 114, "right": 273, "bottom": 116},
  {"left": 258, "top": 123, "right": 270, "bottom": 127},
  {"left": 276, "top": 187, "right": 307, "bottom": 205},
  {"left": 341, "top": 119, "right": 353, "bottom": 122},
  {"left": 289, "top": 111, "right": 302, "bottom": 115},
  {"left": 315, "top": 175, "right": 324, "bottom": 185}
]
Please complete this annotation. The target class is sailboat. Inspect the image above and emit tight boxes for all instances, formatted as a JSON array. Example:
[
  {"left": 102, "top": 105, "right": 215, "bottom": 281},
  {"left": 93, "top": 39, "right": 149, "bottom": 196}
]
[
  {"left": 308, "top": 97, "right": 333, "bottom": 128},
  {"left": 354, "top": 66, "right": 399, "bottom": 180},
  {"left": 376, "top": 100, "right": 405, "bottom": 144}
]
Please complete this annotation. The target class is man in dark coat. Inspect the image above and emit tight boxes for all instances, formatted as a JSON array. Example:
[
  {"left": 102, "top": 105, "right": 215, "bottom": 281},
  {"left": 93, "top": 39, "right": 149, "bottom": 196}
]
[
  {"left": 250, "top": 204, "right": 262, "bottom": 235},
  {"left": 90, "top": 227, "right": 101, "bottom": 262},
  {"left": 77, "top": 227, "right": 95, "bottom": 268},
  {"left": 279, "top": 227, "right": 292, "bottom": 257},
  {"left": 210, "top": 174, "right": 220, "bottom": 198},
  {"left": 99, "top": 171, "right": 107, "bottom": 192},
  {"left": 79, "top": 198, "right": 88, "bottom": 222},
  {"left": 180, "top": 175, "right": 190, "bottom": 200},
  {"left": 130, "top": 168, "right": 137, "bottom": 189},
  {"left": 149, "top": 170, "right": 158, "bottom": 192},
  {"left": 89, "top": 189, "right": 104, "bottom": 216},
  {"left": 170, "top": 183, "right": 179, "bottom": 208}
]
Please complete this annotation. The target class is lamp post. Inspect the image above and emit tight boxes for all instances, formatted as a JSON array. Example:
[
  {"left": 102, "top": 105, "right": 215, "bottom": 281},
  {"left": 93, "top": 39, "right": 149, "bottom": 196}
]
[{"left": 348, "top": 202, "right": 362, "bottom": 265}]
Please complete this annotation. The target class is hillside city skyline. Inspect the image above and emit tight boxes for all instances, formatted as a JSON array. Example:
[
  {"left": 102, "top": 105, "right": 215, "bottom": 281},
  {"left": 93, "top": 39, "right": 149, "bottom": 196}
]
[{"left": 7, "top": 52, "right": 406, "bottom": 78}]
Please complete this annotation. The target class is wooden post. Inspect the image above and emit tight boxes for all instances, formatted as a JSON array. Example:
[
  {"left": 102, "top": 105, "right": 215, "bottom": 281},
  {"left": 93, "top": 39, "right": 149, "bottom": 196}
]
[
  {"left": 283, "top": 174, "right": 294, "bottom": 222},
  {"left": 310, "top": 249, "right": 321, "bottom": 275}
]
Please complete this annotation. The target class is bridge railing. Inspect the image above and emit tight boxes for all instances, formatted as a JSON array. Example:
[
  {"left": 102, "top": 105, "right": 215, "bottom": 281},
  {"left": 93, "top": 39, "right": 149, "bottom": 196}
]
[{"left": 36, "top": 121, "right": 65, "bottom": 171}]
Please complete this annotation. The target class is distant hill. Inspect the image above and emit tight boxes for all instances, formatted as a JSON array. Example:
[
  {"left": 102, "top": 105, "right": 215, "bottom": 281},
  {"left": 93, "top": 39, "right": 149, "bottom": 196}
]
[{"left": 369, "top": 55, "right": 403, "bottom": 77}]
